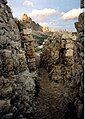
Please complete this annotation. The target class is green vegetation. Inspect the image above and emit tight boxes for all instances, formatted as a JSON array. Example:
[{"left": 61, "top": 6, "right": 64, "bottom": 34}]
[{"left": 32, "top": 30, "right": 49, "bottom": 45}]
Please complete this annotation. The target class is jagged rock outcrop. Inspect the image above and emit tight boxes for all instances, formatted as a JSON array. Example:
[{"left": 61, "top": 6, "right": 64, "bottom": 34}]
[
  {"left": 73, "top": 2, "right": 84, "bottom": 118},
  {"left": 74, "top": 11, "right": 84, "bottom": 119},
  {"left": 40, "top": 27, "right": 83, "bottom": 118},
  {"left": 16, "top": 20, "right": 36, "bottom": 72},
  {"left": 43, "top": 26, "right": 49, "bottom": 32},
  {"left": 0, "top": 1, "right": 36, "bottom": 119},
  {"left": 17, "top": 13, "right": 43, "bottom": 32},
  {"left": 40, "top": 31, "right": 75, "bottom": 73},
  {"left": 22, "top": 29, "right": 36, "bottom": 72}
]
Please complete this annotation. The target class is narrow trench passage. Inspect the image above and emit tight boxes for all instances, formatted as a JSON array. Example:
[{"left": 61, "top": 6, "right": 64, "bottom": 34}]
[
  {"left": 35, "top": 68, "right": 55, "bottom": 119},
  {"left": 34, "top": 65, "right": 64, "bottom": 119}
]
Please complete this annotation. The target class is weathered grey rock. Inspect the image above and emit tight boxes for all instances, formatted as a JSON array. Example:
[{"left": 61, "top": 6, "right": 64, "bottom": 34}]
[
  {"left": 16, "top": 23, "right": 36, "bottom": 72},
  {"left": 0, "top": 50, "right": 14, "bottom": 78},
  {"left": 11, "top": 70, "right": 35, "bottom": 118},
  {"left": 73, "top": 12, "right": 84, "bottom": 119},
  {"left": 40, "top": 20, "right": 83, "bottom": 119},
  {"left": 40, "top": 31, "right": 75, "bottom": 72},
  {"left": 0, "top": 1, "right": 36, "bottom": 119}
]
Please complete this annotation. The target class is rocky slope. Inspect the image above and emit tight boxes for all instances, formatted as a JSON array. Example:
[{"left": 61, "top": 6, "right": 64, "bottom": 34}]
[
  {"left": 0, "top": 1, "right": 36, "bottom": 119},
  {"left": 16, "top": 14, "right": 43, "bottom": 32}
]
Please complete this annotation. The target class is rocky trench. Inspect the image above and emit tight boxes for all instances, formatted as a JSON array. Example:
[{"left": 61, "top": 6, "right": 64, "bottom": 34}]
[{"left": 0, "top": 0, "right": 84, "bottom": 119}]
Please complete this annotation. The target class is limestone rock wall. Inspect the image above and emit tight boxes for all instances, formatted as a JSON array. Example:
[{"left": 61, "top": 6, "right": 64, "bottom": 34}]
[
  {"left": 0, "top": 1, "right": 36, "bottom": 119},
  {"left": 74, "top": 12, "right": 84, "bottom": 119},
  {"left": 16, "top": 20, "right": 36, "bottom": 72},
  {"left": 40, "top": 31, "right": 75, "bottom": 73},
  {"left": 40, "top": 27, "right": 83, "bottom": 118}
]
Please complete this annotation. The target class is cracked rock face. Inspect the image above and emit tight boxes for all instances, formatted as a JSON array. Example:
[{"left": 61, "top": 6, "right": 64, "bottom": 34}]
[
  {"left": 15, "top": 19, "right": 36, "bottom": 72},
  {"left": 0, "top": 1, "right": 36, "bottom": 119},
  {"left": 40, "top": 28, "right": 83, "bottom": 118}
]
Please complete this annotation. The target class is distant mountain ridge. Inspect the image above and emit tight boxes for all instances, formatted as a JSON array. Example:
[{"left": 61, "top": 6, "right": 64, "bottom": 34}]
[{"left": 16, "top": 13, "right": 43, "bottom": 32}]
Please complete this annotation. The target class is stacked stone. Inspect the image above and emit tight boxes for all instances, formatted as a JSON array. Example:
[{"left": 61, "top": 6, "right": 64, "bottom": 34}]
[
  {"left": 16, "top": 18, "right": 36, "bottom": 72},
  {"left": 40, "top": 31, "right": 75, "bottom": 73},
  {"left": 0, "top": 50, "right": 15, "bottom": 119},
  {"left": 40, "top": 27, "right": 84, "bottom": 119},
  {"left": 49, "top": 31, "right": 75, "bottom": 85},
  {"left": 0, "top": 1, "right": 36, "bottom": 119},
  {"left": 73, "top": 3, "right": 84, "bottom": 118},
  {"left": 73, "top": 1, "right": 84, "bottom": 117},
  {"left": 40, "top": 32, "right": 61, "bottom": 72},
  {"left": 61, "top": 31, "right": 75, "bottom": 65},
  {"left": 21, "top": 28, "right": 36, "bottom": 72}
]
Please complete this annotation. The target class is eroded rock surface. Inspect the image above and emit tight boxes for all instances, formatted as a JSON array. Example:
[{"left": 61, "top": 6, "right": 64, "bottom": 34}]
[
  {"left": 0, "top": 1, "right": 36, "bottom": 119},
  {"left": 40, "top": 24, "right": 84, "bottom": 118},
  {"left": 15, "top": 17, "right": 39, "bottom": 72},
  {"left": 0, "top": 0, "right": 84, "bottom": 119}
]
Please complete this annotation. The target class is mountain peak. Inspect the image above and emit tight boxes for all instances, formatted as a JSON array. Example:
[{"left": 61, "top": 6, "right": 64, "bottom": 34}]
[{"left": 22, "top": 13, "right": 32, "bottom": 21}]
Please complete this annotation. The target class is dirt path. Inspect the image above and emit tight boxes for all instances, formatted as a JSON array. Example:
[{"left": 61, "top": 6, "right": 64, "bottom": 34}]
[{"left": 34, "top": 68, "right": 64, "bottom": 119}]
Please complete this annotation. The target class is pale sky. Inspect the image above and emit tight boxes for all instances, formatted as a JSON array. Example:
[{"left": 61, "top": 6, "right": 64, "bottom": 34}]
[{"left": 7, "top": 0, "right": 83, "bottom": 31}]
